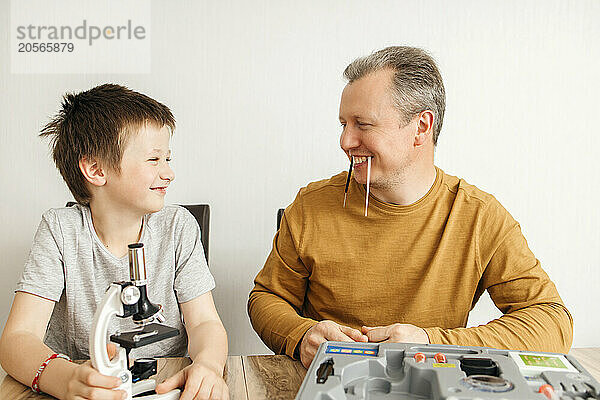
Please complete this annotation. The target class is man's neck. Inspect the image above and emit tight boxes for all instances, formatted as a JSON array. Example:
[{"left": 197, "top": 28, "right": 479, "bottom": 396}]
[
  {"left": 370, "top": 164, "right": 437, "bottom": 206},
  {"left": 88, "top": 200, "right": 144, "bottom": 258}
]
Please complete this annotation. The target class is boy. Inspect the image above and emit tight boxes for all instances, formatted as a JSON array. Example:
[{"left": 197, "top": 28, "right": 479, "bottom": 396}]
[{"left": 0, "top": 84, "right": 229, "bottom": 399}]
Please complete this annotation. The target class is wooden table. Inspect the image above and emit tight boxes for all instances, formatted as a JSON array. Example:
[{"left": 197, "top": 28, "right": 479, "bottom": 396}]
[{"left": 1, "top": 349, "right": 599, "bottom": 399}]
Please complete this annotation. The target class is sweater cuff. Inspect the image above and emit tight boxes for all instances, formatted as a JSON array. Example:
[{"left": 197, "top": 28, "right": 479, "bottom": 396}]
[
  {"left": 284, "top": 319, "right": 318, "bottom": 359},
  {"left": 423, "top": 327, "right": 443, "bottom": 345}
]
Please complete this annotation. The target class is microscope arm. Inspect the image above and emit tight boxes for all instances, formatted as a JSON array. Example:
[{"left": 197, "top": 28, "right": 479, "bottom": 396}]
[{"left": 90, "top": 283, "right": 132, "bottom": 397}]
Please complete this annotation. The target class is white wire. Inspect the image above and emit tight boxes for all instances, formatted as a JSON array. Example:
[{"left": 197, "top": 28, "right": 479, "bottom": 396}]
[{"left": 365, "top": 157, "right": 371, "bottom": 217}]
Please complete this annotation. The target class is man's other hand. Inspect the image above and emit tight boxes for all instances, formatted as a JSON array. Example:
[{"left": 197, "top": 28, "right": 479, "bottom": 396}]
[
  {"left": 361, "top": 323, "right": 429, "bottom": 344},
  {"left": 299, "top": 320, "right": 368, "bottom": 368}
]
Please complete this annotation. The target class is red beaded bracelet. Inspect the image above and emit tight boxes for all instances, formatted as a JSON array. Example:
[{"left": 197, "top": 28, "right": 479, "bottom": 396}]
[{"left": 31, "top": 353, "right": 72, "bottom": 393}]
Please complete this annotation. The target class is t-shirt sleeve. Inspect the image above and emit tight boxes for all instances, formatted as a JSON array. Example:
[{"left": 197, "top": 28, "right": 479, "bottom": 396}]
[
  {"left": 15, "top": 210, "right": 65, "bottom": 302},
  {"left": 173, "top": 208, "right": 215, "bottom": 303}
]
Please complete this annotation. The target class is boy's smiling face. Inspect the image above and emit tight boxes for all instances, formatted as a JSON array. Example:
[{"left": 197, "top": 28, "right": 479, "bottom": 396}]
[{"left": 104, "top": 123, "right": 174, "bottom": 215}]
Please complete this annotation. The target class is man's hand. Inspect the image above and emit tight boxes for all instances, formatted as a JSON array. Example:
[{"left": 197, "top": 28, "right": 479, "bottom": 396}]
[
  {"left": 361, "top": 323, "right": 429, "bottom": 344},
  {"left": 155, "top": 359, "right": 228, "bottom": 400},
  {"left": 299, "top": 320, "right": 368, "bottom": 368}
]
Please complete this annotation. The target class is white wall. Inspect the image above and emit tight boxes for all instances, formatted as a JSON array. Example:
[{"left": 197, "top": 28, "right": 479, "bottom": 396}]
[{"left": 1, "top": 0, "right": 598, "bottom": 355}]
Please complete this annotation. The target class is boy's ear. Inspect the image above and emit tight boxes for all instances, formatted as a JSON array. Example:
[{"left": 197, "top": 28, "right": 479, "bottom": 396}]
[{"left": 79, "top": 157, "right": 107, "bottom": 187}]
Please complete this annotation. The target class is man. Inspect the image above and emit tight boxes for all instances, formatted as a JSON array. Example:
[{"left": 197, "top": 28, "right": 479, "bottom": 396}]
[{"left": 248, "top": 46, "right": 573, "bottom": 368}]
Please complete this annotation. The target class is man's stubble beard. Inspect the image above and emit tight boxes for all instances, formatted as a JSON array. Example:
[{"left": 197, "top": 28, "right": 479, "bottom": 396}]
[{"left": 369, "top": 162, "right": 410, "bottom": 192}]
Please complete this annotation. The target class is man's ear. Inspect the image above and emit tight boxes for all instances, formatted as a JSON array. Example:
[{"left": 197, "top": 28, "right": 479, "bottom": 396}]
[
  {"left": 414, "top": 110, "right": 434, "bottom": 147},
  {"left": 79, "top": 157, "right": 107, "bottom": 187}
]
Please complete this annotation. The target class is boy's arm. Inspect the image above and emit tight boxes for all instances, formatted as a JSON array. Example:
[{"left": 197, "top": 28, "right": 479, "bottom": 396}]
[
  {"left": 0, "top": 292, "right": 123, "bottom": 399},
  {"left": 155, "top": 292, "right": 228, "bottom": 398},
  {"left": 0, "top": 291, "right": 74, "bottom": 398},
  {"left": 181, "top": 291, "right": 227, "bottom": 372}
]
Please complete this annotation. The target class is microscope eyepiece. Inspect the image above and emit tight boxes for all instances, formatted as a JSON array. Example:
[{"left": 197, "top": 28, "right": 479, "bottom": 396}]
[
  {"left": 128, "top": 243, "right": 147, "bottom": 284},
  {"left": 127, "top": 243, "right": 165, "bottom": 325}
]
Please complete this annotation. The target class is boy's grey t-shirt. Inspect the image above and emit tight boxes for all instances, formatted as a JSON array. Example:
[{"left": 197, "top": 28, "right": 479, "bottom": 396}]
[{"left": 16, "top": 204, "right": 215, "bottom": 360}]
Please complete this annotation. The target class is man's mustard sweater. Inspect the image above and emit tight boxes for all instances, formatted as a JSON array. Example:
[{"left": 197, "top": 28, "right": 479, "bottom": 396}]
[{"left": 248, "top": 167, "right": 573, "bottom": 358}]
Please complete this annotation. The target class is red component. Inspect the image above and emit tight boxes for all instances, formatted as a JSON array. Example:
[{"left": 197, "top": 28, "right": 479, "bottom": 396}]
[
  {"left": 539, "top": 384, "right": 555, "bottom": 399},
  {"left": 434, "top": 353, "right": 447, "bottom": 363},
  {"left": 413, "top": 353, "right": 426, "bottom": 363}
]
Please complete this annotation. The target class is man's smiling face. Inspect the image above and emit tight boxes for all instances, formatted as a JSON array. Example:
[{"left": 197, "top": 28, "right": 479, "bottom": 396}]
[{"left": 339, "top": 68, "right": 419, "bottom": 191}]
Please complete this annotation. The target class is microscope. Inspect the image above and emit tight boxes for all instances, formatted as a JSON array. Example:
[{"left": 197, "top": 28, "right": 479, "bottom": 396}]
[{"left": 90, "top": 243, "right": 181, "bottom": 399}]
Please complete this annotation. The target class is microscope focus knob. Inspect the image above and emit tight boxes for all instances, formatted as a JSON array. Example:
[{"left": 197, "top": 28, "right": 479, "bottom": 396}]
[{"left": 121, "top": 285, "right": 141, "bottom": 305}]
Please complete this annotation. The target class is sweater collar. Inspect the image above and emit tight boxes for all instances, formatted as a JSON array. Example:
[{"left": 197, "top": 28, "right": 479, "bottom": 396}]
[{"left": 352, "top": 166, "right": 443, "bottom": 215}]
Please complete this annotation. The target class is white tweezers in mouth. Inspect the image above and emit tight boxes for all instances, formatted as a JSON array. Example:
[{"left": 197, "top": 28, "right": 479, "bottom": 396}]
[{"left": 365, "top": 157, "right": 371, "bottom": 217}]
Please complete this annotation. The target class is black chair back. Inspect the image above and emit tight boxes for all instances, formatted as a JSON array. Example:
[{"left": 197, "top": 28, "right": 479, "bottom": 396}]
[
  {"left": 66, "top": 202, "right": 210, "bottom": 260},
  {"left": 277, "top": 208, "right": 284, "bottom": 230},
  {"left": 180, "top": 204, "right": 210, "bottom": 260}
]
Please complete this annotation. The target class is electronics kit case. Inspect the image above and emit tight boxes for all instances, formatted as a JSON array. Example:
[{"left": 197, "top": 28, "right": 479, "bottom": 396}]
[{"left": 295, "top": 342, "right": 600, "bottom": 400}]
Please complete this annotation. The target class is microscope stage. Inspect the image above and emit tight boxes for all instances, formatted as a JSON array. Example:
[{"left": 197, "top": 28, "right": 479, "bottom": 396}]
[{"left": 110, "top": 323, "right": 179, "bottom": 349}]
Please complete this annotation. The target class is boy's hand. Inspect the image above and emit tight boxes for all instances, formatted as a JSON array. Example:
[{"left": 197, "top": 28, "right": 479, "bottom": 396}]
[
  {"left": 155, "top": 359, "right": 229, "bottom": 400},
  {"left": 65, "top": 343, "right": 126, "bottom": 400}
]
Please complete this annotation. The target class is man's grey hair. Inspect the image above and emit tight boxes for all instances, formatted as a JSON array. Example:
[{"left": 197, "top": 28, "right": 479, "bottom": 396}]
[{"left": 343, "top": 46, "right": 446, "bottom": 145}]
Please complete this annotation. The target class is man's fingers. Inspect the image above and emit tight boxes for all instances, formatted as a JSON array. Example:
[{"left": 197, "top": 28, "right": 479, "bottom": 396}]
[
  {"left": 365, "top": 326, "right": 390, "bottom": 343},
  {"left": 324, "top": 326, "right": 354, "bottom": 342},
  {"left": 301, "top": 350, "right": 316, "bottom": 369},
  {"left": 302, "top": 341, "right": 319, "bottom": 364},
  {"left": 305, "top": 330, "right": 327, "bottom": 347},
  {"left": 156, "top": 370, "right": 185, "bottom": 394},
  {"left": 340, "top": 325, "right": 368, "bottom": 342},
  {"left": 361, "top": 325, "right": 381, "bottom": 333}
]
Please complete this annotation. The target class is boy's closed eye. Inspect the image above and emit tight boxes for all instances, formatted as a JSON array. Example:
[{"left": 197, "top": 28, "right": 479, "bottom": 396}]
[{"left": 147, "top": 157, "right": 172, "bottom": 163}]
